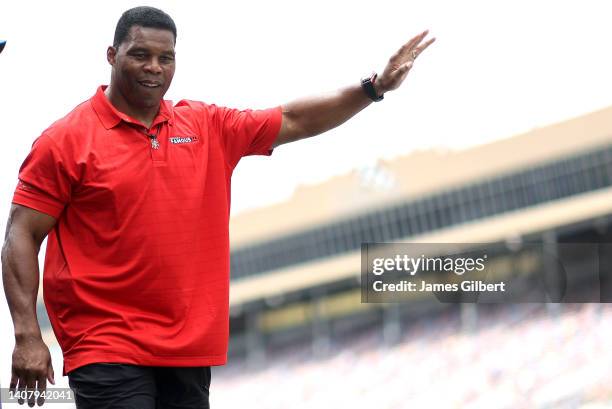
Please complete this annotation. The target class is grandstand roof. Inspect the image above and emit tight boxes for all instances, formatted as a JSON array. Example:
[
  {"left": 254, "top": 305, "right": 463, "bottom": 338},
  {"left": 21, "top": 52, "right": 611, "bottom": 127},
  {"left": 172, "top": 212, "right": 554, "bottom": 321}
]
[{"left": 230, "top": 105, "right": 612, "bottom": 246}]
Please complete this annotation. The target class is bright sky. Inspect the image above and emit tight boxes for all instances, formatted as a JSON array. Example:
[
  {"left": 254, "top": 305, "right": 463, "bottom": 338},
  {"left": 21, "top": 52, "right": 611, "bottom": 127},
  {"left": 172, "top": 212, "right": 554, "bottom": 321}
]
[{"left": 1, "top": 0, "right": 612, "bottom": 390}]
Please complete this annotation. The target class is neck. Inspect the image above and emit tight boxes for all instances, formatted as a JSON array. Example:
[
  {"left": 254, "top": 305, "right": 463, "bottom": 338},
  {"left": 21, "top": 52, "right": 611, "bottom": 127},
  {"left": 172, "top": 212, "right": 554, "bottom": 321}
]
[{"left": 104, "top": 84, "right": 159, "bottom": 129}]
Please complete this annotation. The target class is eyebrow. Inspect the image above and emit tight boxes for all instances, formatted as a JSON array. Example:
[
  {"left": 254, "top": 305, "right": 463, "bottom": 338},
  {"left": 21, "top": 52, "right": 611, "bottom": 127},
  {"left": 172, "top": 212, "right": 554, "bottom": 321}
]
[{"left": 128, "top": 47, "right": 175, "bottom": 56}]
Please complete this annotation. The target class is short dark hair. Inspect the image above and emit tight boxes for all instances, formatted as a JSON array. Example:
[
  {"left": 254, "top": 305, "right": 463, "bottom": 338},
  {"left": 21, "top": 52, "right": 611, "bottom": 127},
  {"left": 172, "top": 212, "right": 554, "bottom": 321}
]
[{"left": 113, "top": 6, "right": 177, "bottom": 48}]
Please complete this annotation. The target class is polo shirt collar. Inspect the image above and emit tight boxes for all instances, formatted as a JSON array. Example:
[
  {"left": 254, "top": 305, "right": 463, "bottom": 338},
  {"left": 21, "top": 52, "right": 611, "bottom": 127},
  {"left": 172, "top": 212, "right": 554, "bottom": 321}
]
[{"left": 91, "top": 85, "right": 174, "bottom": 130}]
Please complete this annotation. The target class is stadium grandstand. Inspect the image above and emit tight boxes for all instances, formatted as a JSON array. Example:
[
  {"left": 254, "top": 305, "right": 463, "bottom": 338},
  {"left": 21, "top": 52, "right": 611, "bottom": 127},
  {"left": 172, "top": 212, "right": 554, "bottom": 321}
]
[{"left": 36, "top": 105, "right": 612, "bottom": 408}]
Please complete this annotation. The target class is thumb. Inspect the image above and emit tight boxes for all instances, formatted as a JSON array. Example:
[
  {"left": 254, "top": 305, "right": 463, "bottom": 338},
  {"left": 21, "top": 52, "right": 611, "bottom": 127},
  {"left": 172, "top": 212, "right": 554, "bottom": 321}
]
[
  {"left": 47, "top": 363, "right": 55, "bottom": 385},
  {"left": 399, "top": 61, "right": 413, "bottom": 73}
]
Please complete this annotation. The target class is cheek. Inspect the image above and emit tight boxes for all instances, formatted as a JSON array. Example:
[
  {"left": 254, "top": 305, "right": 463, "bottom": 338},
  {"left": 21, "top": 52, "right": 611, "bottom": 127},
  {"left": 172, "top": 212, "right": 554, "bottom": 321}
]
[
  {"left": 119, "top": 62, "right": 140, "bottom": 79},
  {"left": 164, "top": 67, "right": 176, "bottom": 79},
  {"left": 162, "top": 68, "right": 176, "bottom": 86}
]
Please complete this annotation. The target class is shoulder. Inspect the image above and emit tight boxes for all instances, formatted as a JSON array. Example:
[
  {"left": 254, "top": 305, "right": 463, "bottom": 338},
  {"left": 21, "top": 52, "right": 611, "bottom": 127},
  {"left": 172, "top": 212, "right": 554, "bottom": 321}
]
[
  {"left": 174, "top": 99, "right": 223, "bottom": 116},
  {"left": 173, "top": 99, "right": 228, "bottom": 129}
]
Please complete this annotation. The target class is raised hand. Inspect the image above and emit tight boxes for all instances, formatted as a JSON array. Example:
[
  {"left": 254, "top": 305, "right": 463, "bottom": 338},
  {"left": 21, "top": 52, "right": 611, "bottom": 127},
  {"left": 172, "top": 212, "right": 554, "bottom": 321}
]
[{"left": 376, "top": 30, "right": 435, "bottom": 95}]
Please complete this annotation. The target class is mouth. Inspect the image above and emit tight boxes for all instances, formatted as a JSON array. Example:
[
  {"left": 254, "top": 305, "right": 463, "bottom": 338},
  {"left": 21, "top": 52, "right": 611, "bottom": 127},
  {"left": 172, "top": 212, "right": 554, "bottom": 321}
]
[{"left": 137, "top": 80, "right": 162, "bottom": 89}]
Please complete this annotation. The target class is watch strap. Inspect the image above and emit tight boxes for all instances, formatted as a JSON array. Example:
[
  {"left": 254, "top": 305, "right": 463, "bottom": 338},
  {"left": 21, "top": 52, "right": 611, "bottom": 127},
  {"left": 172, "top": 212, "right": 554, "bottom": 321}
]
[{"left": 361, "top": 72, "right": 384, "bottom": 102}]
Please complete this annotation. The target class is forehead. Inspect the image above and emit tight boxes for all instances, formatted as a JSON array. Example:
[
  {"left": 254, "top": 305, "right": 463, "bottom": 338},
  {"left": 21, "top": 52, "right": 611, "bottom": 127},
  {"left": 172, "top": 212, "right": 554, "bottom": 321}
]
[{"left": 121, "top": 26, "right": 175, "bottom": 51}]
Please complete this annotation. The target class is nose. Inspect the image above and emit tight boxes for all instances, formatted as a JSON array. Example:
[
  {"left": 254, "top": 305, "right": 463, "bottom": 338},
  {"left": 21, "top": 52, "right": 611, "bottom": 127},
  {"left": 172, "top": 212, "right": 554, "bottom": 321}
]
[{"left": 144, "top": 57, "right": 163, "bottom": 75}]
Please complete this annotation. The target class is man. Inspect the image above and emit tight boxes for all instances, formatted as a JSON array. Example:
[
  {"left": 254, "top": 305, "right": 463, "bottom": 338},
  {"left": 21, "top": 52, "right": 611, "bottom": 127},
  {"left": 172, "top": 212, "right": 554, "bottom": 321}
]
[{"left": 2, "top": 6, "right": 434, "bottom": 408}]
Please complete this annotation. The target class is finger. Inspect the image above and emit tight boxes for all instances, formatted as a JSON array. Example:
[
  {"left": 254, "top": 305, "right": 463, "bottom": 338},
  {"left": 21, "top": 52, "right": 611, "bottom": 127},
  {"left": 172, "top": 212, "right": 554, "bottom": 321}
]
[
  {"left": 17, "top": 377, "right": 26, "bottom": 405},
  {"left": 390, "top": 30, "right": 429, "bottom": 63},
  {"left": 404, "top": 29, "right": 429, "bottom": 50},
  {"left": 10, "top": 372, "right": 18, "bottom": 392},
  {"left": 411, "top": 36, "right": 436, "bottom": 61},
  {"left": 26, "top": 375, "right": 37, "bottom": 407},
  {"left": 390, "top": 61, "right": 414, "bottom": 85},
  {"left": 402, "top": 30, "right": 429, "bottom": 54},
  {"left": 9, "top": 373, "right": 21, "bottom": 405},
  {"left": 415, "top": 37, "right": 436, "bottom": 55},
  {"left": 400, "top": 61, "right": 414, "bottom": 73},
  {"left": 47, "top": 361, "right": 55, "bottom": 385},
  {"left": 36, "top": 375, "right": 47, "bottom": 407}
]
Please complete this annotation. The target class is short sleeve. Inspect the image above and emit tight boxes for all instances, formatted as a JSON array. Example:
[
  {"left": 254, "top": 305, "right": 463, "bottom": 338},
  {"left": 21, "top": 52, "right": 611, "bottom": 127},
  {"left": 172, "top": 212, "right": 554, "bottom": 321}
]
[
  {"left": 217, "top": 105, "right": 283, "bottom": 169},
  {"left": 12, "top": 134, "right": 74, "bottom": 219}
]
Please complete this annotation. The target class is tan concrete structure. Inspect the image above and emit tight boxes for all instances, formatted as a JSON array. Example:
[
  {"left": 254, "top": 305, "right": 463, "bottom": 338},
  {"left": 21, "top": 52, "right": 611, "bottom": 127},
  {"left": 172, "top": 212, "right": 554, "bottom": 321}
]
[
  {"left": 230, "top": 105, "right": 612, "bottom": 247},
  {"left": 228, "top": 105, "right": 612, "bottom": 305}
]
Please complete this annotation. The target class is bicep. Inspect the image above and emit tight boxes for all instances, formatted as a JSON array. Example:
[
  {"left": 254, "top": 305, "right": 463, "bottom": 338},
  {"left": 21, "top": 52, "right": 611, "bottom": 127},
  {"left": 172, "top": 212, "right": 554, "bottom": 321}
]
[
  {"left": 272, "top": 109, "right": 306, "bottom": 148},
  {"left": 5, "top": 204, "right": 57, "bottom": 246}
]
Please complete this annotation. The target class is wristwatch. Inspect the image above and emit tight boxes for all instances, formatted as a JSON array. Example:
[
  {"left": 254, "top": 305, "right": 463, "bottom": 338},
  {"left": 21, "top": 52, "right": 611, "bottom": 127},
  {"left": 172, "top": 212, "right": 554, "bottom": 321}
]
[{"left": 361, "top": 72, "right": 384, "bottom": 102}]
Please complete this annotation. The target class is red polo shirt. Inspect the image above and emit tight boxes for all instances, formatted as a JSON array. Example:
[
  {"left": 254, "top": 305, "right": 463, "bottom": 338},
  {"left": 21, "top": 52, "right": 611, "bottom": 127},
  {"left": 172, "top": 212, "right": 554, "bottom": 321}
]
[{"left": 13, "top": 86, "right": 282, "bottom": 376}]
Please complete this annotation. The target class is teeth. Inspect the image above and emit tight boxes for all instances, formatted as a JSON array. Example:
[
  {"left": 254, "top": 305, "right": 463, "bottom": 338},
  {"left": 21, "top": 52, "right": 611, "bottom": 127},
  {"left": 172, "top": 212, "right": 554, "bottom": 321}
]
[{"left": 140, "top": 82, "right": 159, "bottom": 88}]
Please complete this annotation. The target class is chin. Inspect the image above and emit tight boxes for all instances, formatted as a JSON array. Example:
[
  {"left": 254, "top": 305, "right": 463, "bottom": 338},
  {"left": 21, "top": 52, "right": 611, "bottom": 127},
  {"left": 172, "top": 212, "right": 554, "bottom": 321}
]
[
  {"left": 131, "top": 93, "right": 162, "bottom": 109},
  {"left": 142, "top": 97, "right": 162, "bottom": 107}
]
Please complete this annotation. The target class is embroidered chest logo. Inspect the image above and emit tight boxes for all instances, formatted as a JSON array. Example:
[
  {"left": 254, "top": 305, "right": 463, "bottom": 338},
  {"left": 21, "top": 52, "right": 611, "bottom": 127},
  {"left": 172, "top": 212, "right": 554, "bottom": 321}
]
[{"left": 169, "top": 136, "right": 199, "bottom": 144}]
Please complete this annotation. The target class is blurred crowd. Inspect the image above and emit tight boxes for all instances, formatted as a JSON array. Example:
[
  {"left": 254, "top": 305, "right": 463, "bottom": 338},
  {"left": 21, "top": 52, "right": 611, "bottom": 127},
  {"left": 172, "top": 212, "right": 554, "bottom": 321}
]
[{"left": 213, "top": 304, "right": 612, "bottom": 409}]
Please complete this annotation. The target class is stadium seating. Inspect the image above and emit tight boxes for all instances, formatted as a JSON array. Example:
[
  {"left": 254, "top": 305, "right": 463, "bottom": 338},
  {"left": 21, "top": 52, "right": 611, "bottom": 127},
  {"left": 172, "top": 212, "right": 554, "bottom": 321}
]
[{"left": 212, "top": 304, "right": 612, "bottom": 408}]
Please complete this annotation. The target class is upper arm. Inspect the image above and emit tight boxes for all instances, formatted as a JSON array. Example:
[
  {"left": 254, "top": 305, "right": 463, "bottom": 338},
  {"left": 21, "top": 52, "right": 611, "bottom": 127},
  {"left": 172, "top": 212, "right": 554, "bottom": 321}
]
[
  {"left": 4, "top": 204, "right": 57, "bottom": 246},
  {"left": 214, "top": 105, "right": 284, "bottom": 167},
  {"left": 272, "top": 109, "right": 305, "bottom": 148},
  {"left": 13, "top": 133, "right": 76, "bottom": 219}
]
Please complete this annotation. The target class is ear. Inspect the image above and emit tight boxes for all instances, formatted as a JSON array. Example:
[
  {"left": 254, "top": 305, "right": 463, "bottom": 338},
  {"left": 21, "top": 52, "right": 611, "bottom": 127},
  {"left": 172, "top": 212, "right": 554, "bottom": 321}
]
[{"left": 107, "top": 46, "right": 117, "bottom": 65}]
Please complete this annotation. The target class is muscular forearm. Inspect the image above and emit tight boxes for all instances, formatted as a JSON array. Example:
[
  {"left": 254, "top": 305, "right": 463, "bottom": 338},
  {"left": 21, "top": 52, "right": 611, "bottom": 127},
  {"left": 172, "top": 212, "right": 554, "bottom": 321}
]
[
  {"left": 276, "top": 82, "right": 374, "bottom": 146},
  {"left": 2, "top": 231, "right": 44, "bottom": 340}
]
